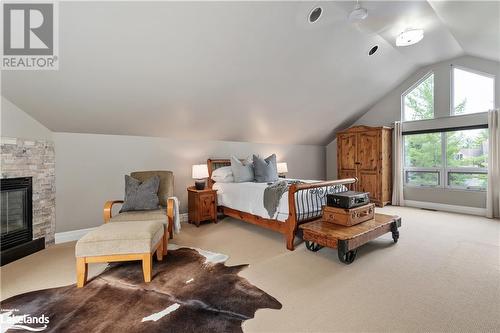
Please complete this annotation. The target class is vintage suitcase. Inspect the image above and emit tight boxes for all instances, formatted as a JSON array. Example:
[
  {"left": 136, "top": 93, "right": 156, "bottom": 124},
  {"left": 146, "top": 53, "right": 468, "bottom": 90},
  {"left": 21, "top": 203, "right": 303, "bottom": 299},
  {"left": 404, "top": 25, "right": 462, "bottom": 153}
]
[
  {"left": 326, "top": 191, "right": 370, "bottom": 209},
  {"left": 322, "top": 203, "right": 375, "bottom": 226}
]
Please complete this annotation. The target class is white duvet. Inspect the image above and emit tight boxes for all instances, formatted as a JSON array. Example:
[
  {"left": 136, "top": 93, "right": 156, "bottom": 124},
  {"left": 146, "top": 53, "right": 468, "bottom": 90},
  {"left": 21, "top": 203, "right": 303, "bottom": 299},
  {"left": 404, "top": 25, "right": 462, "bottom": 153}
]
[{"left": 213, "top": 179, "right": 329, "bottom": 222}]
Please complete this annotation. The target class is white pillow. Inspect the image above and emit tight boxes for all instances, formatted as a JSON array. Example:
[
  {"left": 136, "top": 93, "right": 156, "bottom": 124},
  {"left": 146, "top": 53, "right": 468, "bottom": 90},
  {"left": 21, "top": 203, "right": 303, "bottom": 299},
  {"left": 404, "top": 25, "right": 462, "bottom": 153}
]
[
  {"left": 212, "top": 166, "right": 232, "bottom": 178},
  {"left": 211, "top": 166, "right": 235, "bottom": 183},
  {"left": 212, "top": 174, "right": 235, "bottom": 183}
]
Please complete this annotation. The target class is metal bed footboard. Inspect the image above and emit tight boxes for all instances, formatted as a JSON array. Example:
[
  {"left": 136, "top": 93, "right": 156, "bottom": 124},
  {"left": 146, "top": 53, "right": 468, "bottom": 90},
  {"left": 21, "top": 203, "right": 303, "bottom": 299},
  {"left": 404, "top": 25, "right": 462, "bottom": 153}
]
[{"left": 288, "top": 178, "right": 358, "bottom": 223}]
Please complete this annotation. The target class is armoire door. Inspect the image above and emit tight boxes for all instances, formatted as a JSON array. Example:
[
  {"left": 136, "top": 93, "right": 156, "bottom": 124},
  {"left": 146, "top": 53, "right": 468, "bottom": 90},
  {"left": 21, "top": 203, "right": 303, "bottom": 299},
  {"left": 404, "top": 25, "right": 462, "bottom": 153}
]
[
  {"left": 338, "top": 133, "right": 357, "bottom": 187},
  {"left": 356, "top": 131, "right": 380, "bottom": 202}
]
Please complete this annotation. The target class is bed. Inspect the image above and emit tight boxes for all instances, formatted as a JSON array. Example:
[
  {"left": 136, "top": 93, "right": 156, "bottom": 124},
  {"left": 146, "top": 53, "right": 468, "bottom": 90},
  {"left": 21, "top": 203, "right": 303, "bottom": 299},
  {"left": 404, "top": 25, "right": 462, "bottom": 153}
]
[{"left": 207, "top": 159, "right": 357, "bottom": 250}]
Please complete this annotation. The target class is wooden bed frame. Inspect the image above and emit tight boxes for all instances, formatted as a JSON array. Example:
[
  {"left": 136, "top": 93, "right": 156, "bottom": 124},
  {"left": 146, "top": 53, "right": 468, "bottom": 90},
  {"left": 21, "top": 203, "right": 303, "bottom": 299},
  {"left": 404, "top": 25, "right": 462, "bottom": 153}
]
[{"left": 207, "top": 159, "right": 357, "bottom": 250}]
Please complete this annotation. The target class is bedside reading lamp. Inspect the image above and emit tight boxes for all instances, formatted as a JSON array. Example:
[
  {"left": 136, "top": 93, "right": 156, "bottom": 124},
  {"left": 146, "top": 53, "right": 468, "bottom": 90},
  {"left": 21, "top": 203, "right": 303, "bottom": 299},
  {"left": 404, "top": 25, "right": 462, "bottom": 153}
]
[
  {"left": 192, "top": 164, "right": 209, "bottom": 190},
  {"left": 277, "top": 162, "right": 288, "bottom": 178}
]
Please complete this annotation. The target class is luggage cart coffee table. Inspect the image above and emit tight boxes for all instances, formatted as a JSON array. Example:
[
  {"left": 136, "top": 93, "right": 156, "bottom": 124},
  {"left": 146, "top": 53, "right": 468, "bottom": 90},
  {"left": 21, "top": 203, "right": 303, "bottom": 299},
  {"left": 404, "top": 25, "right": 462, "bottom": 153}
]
[{"left": 299, "top": 213, "right": 401, "bottom": 264}]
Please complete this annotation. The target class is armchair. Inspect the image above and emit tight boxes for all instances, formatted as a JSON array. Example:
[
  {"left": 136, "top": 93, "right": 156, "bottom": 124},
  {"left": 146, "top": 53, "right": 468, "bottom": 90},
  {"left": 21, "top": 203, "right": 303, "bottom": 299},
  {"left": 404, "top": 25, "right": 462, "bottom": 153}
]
[{"left": 103, "top": 171, "right": 175, "bottom": 255}]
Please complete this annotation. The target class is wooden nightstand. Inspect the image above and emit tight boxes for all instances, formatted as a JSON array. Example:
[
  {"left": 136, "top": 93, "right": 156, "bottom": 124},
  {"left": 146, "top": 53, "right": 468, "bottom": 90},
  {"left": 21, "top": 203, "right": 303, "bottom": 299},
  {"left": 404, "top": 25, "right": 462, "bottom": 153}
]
[{"left": 187, "top": 187, "right": 217, "bottom": 227}]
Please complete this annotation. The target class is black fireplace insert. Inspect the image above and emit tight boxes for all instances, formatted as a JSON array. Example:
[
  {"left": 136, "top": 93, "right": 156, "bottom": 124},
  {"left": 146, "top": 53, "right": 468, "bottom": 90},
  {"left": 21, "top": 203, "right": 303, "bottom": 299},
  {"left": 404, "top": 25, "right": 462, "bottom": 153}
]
[{"left": 1, "top": 177, "right": 44, "bottom": 265}]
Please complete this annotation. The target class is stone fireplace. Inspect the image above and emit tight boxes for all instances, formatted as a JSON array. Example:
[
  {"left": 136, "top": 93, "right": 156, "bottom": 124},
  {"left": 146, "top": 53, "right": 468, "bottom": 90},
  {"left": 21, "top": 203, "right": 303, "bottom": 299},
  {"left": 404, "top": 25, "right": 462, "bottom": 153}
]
[{"left": 1, "top": 138, "right": 55, "bottom": 264}]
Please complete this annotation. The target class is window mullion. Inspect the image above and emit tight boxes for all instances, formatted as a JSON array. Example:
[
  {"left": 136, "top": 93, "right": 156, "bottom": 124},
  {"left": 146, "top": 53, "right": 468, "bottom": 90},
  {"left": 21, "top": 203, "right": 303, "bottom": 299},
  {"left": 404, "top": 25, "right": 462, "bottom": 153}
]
[{"left": 442, "top": 132, "right": 446, "bottom": 188}]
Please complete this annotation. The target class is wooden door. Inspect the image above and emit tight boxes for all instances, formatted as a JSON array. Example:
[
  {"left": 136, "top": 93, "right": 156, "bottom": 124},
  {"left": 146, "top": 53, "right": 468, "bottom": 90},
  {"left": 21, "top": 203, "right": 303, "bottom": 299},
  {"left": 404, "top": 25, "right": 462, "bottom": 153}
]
[
  {"left": 356, "top": 131, "right": 380, "bottom": 202},
  {"left": 199, "top": 193, "right": 215, "bottom": 220}
]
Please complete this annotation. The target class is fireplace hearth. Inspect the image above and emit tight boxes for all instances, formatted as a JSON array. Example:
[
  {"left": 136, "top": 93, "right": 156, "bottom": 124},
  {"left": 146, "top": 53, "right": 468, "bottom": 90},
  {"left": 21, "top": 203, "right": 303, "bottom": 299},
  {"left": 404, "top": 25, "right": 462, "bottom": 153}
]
[{"left": 1, "top": 177, "right": 45, "bottom": 266}]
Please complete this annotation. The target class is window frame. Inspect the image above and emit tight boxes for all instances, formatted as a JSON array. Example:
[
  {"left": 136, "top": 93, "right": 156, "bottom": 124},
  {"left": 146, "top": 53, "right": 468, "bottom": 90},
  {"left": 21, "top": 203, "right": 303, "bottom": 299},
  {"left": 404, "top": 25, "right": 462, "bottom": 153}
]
[
  {"left": 401, "top": 71, "right": 435, "bottom": 122},
  {"left": 403, "top": 128, "right": 488, "bottom": 192},
  {"left": 450, "top": 65, "right": 496, "bottom": 117}
]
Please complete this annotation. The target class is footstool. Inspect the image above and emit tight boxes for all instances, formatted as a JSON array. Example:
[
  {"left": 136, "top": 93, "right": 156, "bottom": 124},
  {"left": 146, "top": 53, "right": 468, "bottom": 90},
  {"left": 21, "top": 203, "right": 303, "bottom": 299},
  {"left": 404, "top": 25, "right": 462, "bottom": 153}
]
[{"left": 75, "top": 220, "right": 165, "bottom": 287}]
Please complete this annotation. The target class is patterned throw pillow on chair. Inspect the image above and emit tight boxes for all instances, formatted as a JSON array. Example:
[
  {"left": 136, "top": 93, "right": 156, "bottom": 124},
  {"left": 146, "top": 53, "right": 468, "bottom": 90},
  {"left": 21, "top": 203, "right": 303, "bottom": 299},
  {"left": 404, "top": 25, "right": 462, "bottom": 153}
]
[{"left": 120, "top": 175, "right": 160, "bottom": 212}]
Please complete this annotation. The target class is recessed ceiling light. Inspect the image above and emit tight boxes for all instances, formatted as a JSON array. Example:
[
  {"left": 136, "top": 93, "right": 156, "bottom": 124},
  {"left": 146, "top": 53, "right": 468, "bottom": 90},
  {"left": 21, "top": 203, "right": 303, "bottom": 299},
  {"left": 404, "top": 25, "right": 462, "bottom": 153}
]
[
  {"left": 309, "top": 7, "right": 322, "bottom": 23},
  {"left": 368, "top": 45, "right": 378, "bottom": 56},
  {"left": 396, "top": 28, "right": 424, "bottom": 47}
]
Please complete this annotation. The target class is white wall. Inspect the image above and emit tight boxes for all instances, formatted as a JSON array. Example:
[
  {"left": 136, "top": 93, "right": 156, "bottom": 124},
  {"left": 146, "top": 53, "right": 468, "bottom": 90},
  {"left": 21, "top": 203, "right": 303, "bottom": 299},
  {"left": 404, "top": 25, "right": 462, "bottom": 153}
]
[
  {"left": 326, "top": 139, "right": 337, "bottom": 180},
  {"left": 55, "top": 132, "right": 325, "bottom": 232},
  {"left": 326, "top": 55, "right": 500, "bottom": 208},
  {"left": 1, "top": 97, "right": 53, "bottom": 141}
]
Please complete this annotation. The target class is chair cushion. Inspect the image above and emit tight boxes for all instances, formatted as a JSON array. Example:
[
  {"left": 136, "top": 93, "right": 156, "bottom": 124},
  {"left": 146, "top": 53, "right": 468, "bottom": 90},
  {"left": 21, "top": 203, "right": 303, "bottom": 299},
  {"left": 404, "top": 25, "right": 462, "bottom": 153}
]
[
  {"left": 131, "top": 171, "right": 174, "bottom": 206},
  {"left": 120, "top": 175, "right": 160, "bottom": 213},
  {"left": 75, "top": 221, "right": 164, "bottom": 257},
  {"left": 110, "top": 208, "right": 168, "bottom": 225}
]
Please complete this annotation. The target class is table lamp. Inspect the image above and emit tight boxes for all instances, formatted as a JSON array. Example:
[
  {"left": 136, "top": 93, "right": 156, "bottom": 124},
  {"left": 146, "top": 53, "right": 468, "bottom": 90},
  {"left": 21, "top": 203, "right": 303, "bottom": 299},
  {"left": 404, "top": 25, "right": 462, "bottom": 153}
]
[
  {"left": 192, "top": 164, "right": 209, "bottom": 190},
  {"left": 277, "top": 162, "right": 288, "bottom": 178}
]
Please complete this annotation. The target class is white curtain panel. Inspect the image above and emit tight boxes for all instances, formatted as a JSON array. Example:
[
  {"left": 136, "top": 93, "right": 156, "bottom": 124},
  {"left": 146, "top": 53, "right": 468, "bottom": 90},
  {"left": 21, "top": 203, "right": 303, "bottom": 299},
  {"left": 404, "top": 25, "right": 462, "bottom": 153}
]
[
  {"left": 486, "top": 109, "right": 500, "bottom": 218},
  {"left": 392, "top": 121, "right": 404, "bottom": 206}
]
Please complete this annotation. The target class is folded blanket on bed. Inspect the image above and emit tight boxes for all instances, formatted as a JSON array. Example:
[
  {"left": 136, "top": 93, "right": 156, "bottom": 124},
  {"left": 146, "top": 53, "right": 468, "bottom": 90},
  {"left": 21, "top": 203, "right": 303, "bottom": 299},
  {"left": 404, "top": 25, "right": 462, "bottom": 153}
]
[{"left": 263, "top": 180, "right": 289, "bottom": 218}]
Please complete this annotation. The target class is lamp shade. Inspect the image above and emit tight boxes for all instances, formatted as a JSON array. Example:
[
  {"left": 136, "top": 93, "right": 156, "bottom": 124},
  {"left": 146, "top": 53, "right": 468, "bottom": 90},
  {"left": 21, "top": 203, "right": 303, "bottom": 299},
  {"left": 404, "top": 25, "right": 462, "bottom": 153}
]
[
  {"left": 277, "top": 162, "right": 288, "bottom": 174},
  {"left": 192, "top": 164, "right": 209, "bottom": 179}
]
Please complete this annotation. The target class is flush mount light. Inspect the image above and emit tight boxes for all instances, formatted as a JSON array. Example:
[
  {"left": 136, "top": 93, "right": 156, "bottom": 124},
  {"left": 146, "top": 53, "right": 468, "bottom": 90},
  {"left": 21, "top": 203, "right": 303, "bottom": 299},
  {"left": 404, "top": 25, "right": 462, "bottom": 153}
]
[
  {"left": 348, "top": 0, "right": 368, "bottom": 23},
  {"left": 308, "top": 7, "right": 322, "bottom": 23},
  {"left": 396, "top": 28, "right": 424, "bottom": 47},
  {"left": 368, "top": 45, "right": 378, "bottom": 56}
]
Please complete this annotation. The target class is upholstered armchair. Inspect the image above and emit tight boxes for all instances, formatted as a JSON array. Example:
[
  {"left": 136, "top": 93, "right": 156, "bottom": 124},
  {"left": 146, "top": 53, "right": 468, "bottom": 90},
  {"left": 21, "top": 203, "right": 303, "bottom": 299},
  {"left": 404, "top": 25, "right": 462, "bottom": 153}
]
[{"left": 103, "top": 171, "right": 175, "bottom": 255}]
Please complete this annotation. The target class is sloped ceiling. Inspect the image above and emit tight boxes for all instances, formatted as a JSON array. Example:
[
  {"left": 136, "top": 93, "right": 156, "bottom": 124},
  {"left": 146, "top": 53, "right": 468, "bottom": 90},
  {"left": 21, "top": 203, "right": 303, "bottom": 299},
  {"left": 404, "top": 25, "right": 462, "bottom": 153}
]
[{"left": 1, "top": 1, "right": 498, "bottom": 145}]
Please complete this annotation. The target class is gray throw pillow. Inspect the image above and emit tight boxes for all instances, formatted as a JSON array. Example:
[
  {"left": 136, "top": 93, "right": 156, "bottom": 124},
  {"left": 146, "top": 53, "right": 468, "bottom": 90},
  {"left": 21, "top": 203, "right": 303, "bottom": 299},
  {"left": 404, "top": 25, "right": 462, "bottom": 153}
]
[
  {"left": 120, "top": 175, "right": 160, "bottom": 212},
  {"left": 253, "top": 154, "right": 278, "bottom": 183},
  {"left": 230, "top": 156, "right": 254, "bottom": 182}
]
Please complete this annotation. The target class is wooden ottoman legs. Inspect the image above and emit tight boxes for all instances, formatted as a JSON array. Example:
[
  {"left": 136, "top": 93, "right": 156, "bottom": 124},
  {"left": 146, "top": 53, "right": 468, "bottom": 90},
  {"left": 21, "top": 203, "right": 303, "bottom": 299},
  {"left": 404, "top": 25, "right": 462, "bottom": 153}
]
[
  {"left": 76, "top": 258, "right": 88, "bottom": 288},
  {"left": 76, "top": 239, "right": 164, "bottom": 288}
]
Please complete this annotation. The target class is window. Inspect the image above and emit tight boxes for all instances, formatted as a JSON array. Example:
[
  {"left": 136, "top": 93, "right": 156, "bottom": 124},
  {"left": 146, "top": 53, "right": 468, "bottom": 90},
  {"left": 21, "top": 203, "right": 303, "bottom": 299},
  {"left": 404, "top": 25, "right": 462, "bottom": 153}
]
[
  {"left": 445, "top": 129, "right": 488, "bottom": 190},
  {"left": 452, "top": 67, "right": 495, "bottom": 115},
  {"left": 404, "top": 132, "right": 441, "bottom": 187},
  {"left": 403, "top": 128, "right": 488, "bottom": 190},
  {"left": 403, "top": 73, "right": 434, "bottom": 121}
]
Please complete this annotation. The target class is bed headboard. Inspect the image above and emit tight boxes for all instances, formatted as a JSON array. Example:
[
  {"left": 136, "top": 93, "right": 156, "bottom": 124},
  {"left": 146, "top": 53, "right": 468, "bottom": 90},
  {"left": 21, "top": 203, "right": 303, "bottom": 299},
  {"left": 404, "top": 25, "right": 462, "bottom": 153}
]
[{"left": 206, "top": 159, "right": 231, "bottom": 188}]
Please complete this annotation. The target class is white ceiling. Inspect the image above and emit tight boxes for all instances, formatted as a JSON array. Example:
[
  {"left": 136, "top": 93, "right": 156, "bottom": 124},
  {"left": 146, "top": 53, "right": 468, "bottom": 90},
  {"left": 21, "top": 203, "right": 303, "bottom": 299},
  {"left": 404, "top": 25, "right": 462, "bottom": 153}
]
[{"left": 2, "top": 1, "right": 499, "bottom": 145}]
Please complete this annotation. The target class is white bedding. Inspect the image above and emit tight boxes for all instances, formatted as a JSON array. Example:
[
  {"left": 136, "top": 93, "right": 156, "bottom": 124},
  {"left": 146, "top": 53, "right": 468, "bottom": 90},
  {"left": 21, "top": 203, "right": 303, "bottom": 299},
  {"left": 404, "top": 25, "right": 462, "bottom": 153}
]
[{"left": 213, "top": 179, "right": 328, "bottom": 222}]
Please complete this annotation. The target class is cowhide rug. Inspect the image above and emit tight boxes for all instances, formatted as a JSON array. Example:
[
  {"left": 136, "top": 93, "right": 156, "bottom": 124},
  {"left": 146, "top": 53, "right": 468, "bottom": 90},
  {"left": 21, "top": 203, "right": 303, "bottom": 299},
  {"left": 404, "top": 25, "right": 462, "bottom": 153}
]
[{"left": 0, "top": 246, "right": 282, "bottom": 333}]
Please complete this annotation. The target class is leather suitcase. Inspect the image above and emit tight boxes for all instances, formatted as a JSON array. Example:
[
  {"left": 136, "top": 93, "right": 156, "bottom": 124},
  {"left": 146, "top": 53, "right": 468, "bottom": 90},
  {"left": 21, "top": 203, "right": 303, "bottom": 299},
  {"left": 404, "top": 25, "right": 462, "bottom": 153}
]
[{"left": 322, "top": 203, "right": 375, "bottom": 226}]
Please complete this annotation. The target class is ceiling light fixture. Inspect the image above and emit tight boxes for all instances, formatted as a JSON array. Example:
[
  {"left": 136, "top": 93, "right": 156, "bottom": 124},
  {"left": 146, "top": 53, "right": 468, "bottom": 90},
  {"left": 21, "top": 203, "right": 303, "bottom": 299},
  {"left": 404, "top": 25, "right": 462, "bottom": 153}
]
[
  {"left": 348, "top": 0, "right": 368, "bottom": 23},
  {"left": 396, "top": 28, "right": 424, "bottom": 47}
]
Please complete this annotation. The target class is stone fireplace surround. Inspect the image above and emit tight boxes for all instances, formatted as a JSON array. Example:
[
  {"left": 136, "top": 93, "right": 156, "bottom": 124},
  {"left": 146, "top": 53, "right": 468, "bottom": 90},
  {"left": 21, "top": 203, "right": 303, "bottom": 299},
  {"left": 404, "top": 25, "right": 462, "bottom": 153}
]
[{"left": 1, "top": 138, "right": 55, "bottom": 245}]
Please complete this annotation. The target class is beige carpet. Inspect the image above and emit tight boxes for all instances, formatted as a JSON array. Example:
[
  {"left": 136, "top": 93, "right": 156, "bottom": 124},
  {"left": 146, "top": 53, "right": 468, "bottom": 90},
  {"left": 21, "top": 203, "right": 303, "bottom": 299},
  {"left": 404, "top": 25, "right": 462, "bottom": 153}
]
[{"left": 1, "top": 206, "right": 499, "bottom": 332}]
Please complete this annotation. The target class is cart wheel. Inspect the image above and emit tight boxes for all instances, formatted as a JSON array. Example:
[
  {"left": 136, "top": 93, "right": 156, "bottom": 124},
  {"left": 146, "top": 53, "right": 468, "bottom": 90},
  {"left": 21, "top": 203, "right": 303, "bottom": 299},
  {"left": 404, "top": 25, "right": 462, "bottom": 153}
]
[
  {"left": 392, "top": 230, "right": 399, "bottom": 243},
  {"left": 390, "top": 221, "right": 400, "bottom": 243},
  {"left": 305, "top": 241, "right": 323, "bottom": 252},
  {"left": 338, "top": 249, "right": 357, "bottom": 264}
]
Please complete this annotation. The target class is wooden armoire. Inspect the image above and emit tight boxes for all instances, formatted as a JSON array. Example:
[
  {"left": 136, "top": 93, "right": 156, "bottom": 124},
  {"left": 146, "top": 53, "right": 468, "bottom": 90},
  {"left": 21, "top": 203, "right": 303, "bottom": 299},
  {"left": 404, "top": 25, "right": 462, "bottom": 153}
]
[{"left": 337, "top": 125, "right": 392, "bottom": 207}]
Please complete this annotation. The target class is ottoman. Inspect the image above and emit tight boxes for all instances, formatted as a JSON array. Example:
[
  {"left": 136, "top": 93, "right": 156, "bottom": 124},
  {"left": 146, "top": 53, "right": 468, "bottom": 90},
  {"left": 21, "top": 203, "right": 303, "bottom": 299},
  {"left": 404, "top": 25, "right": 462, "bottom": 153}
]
[{"left": 75, "top": 220, "right": 165, "bottom": 287}]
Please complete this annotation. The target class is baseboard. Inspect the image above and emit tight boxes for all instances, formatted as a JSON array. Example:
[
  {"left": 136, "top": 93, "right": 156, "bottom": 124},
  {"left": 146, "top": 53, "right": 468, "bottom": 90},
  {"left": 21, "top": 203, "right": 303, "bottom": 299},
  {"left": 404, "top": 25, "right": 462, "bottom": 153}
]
[
  {"left": 404, "top": 200, "right": 486, "bottom": 216},
  {"left": 55, "top": 214, "right": 190, "bottom": 244},
  {"left": 55, "top": 227, "right": 96, "bottom": 244}
]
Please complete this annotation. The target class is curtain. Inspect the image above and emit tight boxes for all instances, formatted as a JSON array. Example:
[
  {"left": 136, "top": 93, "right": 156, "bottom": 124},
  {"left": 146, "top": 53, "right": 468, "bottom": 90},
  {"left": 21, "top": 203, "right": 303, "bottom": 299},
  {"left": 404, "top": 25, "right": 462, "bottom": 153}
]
[
  {"left": 392, "top": 121, "right": 404, "bottom": 206},
  {"left": 486, "top": 109, "right": 500, "bottom": 219}
]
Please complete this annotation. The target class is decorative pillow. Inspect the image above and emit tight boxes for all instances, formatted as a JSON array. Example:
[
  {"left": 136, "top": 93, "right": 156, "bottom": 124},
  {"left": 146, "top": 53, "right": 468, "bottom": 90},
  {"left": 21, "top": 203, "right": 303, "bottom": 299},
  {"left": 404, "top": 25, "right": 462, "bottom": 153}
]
[
  {"left": 120, "top": 175, "right": 160, "bottom": 212},
  {"left": 253, "top": 154, "right": 278, "bottom": 183},
  {"left": 230, "top": 156, "right": 254, "bottom": 182}
]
